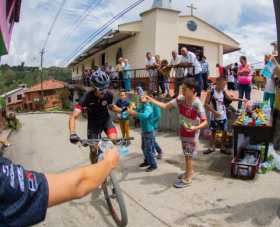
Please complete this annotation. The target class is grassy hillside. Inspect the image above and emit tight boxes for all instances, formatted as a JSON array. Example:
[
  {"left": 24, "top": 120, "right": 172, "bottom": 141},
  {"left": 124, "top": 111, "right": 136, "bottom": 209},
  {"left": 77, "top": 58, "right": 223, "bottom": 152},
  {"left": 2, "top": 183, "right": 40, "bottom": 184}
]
[{"left": 0, "top": 64, "right": 71, "bottom": 95}]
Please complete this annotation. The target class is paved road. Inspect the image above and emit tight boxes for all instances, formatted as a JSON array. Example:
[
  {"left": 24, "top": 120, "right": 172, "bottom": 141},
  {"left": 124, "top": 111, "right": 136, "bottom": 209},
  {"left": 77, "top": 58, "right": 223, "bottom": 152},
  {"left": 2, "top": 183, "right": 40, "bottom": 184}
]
[{"left": 4, "top": 113, "right": 280, "bottom": 227}]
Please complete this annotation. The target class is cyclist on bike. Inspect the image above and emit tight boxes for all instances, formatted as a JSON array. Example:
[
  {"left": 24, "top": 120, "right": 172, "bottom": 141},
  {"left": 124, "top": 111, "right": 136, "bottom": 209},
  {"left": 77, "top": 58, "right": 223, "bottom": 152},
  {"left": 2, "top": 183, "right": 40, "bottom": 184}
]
[
  {"left": 69, "top": 69, "right": 122, "bottom": 162},
  {"left": 0, "top": 147, "right": 119, "bottom": 226}
]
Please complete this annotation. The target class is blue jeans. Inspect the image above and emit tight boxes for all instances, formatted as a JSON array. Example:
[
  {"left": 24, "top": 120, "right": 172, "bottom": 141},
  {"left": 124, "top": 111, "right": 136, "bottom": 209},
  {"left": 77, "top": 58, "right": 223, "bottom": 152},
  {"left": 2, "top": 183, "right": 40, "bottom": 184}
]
[
  {"left": 165, "top": 79, "right": 170, "bottom": 95},
  {"left": 238, "top": 84, "right": 251, "bottom": 109},
  {"left": 154, "top": 130, "right": 162, "bottom": 154},
  {"left": 195, "top": 73, "right": 203, "bottom": 97},
  {"left": 141, "top": 132, "right": 157, "bottom": 168},
  {"left": 263, "top": 92, "right": 275, "bottom": 109},
  {"left": 124, "top": 79, "right": 131, "bottom": 92}
]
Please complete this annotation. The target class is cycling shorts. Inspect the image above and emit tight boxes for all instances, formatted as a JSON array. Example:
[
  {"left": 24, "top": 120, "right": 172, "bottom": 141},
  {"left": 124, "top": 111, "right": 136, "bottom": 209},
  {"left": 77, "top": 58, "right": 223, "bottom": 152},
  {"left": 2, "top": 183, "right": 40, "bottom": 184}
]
[{"left": 88, "top": 117, "right": 117, "bottom": 139}]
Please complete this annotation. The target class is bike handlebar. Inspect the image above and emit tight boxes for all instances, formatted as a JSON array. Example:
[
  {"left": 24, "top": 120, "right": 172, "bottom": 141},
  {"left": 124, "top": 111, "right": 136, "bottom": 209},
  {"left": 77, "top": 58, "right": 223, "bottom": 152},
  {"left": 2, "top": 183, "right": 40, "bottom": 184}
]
[{"left": 79, "top": 137, "right": 134, "bottom": 147}]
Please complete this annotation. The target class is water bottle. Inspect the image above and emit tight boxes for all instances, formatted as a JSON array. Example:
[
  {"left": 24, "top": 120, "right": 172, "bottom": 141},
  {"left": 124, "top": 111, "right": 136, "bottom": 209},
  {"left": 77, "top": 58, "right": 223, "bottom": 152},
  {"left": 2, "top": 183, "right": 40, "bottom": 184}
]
[
  {"left": 136, "top": 86, "right": 144, "bottom": 97},
  {"left": 262, "top": 102, "right": 271, "bottom": 123},
  {"left": 119, "top": 146, "right": 129, "bottom": 157}
]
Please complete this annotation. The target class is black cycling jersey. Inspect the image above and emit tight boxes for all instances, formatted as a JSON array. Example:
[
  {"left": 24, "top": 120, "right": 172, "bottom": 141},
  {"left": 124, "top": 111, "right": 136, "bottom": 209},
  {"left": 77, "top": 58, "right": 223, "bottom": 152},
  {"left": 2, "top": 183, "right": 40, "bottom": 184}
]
[
  {"left": 76, "top": 90, "right": 114, "bottom": 130},
  {"left": 0, "top": 157, "right": 49, "bottom": 227}
]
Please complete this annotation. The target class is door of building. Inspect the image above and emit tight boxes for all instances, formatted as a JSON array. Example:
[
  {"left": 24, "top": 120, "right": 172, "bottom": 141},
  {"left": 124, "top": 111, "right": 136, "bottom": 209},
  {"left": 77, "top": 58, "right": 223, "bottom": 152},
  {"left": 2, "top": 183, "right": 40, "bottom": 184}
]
[{"left": 178, "top": 44, "right": 204, "bottom": 60}]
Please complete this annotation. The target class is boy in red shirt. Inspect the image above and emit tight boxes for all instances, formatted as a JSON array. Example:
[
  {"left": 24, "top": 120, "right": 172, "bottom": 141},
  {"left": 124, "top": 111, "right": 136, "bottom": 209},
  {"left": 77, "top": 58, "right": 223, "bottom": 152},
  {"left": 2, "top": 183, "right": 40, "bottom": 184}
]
[{"left": 147, "top": 78, "right": 207, "bottom": 188}]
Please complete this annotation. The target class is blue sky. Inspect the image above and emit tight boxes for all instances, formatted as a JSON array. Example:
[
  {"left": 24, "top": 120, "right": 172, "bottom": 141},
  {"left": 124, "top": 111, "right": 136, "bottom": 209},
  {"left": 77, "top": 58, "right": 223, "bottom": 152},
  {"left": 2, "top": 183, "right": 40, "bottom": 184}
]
[{"left": 1, "top": 0, "right": 277, "bottom": 67}]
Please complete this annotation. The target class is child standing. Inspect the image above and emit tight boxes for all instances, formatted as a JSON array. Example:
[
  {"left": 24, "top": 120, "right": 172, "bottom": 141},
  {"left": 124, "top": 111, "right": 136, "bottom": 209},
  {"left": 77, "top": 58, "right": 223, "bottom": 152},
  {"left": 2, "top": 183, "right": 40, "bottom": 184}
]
[
  {"left": 204, "top": 76, "right": 246, "bottom": 154},
  {"left": 128, "top": 90, "right": 157, "bottom": 172},
  {"left": 115, "top": 91, "right": 130, "bottom": 140},
  {"left": 262, "top": 55, "right": 277, "bottom": 109},
  {"left": 147, "top": 78, "right": 207, "bottom": 188},
  {"left": 227, "top": 69, "right": 236, "bottom": 90}
]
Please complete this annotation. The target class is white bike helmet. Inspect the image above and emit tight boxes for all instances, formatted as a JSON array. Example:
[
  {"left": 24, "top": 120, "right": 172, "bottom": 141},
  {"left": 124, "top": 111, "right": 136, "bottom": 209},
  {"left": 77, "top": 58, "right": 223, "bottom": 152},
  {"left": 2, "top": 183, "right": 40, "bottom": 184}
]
[{"left": 90, "top": 69, "right": 110, "bottom": 90}]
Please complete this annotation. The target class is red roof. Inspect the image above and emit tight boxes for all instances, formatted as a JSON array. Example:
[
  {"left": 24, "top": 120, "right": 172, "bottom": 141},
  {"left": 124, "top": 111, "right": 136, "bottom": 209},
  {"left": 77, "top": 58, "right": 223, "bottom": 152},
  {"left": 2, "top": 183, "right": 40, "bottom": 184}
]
[{"left": 26, "top": 80, "right": 65, "bottom": 93}]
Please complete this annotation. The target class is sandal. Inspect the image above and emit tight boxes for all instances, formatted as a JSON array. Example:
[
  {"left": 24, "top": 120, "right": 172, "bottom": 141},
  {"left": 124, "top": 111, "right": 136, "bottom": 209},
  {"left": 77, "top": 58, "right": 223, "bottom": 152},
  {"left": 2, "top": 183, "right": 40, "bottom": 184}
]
[
  {"left": 177, "top": 171, "right": 194, "bottom": 179},
  {"left": 174, "top": 178, "right": 192, "bottom": 188}
]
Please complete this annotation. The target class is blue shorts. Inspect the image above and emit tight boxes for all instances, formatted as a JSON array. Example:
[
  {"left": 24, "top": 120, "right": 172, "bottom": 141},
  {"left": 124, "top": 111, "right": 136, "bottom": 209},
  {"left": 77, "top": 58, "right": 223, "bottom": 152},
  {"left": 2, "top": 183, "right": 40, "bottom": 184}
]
[
  {"left": 210, "top": 119, "right": 227, "bottom": 132},
  {"left": 0, "top": 157, "right": 49, "bottom": 227}
]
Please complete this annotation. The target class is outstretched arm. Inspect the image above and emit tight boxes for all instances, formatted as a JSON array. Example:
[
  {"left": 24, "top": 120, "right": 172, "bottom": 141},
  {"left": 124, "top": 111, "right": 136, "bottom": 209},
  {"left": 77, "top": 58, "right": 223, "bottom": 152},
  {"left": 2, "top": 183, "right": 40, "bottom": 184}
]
[
  {"left": 146, "top": 96, "right": 174, "bottom": 110},
  {"left": 224, "top": 91, "right": 246, "bottom": 102},
  {"left": 46, "top": 147, "right": 119, "bottom": 207},
  {"left": 109, "top": 104, "right": 122, "bottom": 113}
]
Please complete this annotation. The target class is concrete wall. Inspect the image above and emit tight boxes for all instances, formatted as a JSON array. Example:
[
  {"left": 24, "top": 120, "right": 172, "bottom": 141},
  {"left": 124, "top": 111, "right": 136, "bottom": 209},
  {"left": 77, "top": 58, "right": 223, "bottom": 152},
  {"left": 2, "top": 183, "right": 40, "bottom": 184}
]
[
  {"left": 158, "top": 107, "right": 179, "bottom": 132},
  {"left": 154, "top": 9, "right": 179, "bottom": 61},
  {"left": 71, "top": 34, "right": 145, "bottom": 79}
]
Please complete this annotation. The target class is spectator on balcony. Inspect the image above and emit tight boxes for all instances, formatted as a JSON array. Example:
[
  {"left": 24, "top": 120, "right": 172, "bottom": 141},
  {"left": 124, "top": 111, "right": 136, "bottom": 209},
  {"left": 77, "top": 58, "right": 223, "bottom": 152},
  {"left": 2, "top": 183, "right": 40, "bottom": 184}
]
[
  {"left": 178, "top": 47, "right": 203, "bottom": 97},
  {"left": 154, "top": 55, "right": 162, "bottom": 95},
  {"left": 104, "top": 63, "right": 110, "bottom": 73},
  {"left": 83, "top": 69, "right": 91, "bottom": 87},
  {"left": 200, "top": 56, "right": 209, "bottom": 91},
  {"left": 159, "top": 59, "right": 171, "bottom": 97},
  {"left": 116, "top": 58, "right": 125, "bottom": 89},
  {"left": 145, "top": 52, "right": 156, "bottom": 93},
  {"left": 123, "top": 59, "right": 132, "bottom": 92},
  {"left": 107, "top": 65, "right": 118, "bottom": 89},
  {"left": 170, "top": 51, "right": 183, "bottom": 98}
]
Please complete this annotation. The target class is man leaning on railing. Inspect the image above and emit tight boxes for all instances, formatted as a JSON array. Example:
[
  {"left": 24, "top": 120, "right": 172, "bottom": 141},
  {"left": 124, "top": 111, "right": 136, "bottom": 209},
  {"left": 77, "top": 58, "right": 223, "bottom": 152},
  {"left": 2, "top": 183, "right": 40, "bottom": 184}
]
[{"left": 145, "top": 52, "right": 157, "bottom": 93}]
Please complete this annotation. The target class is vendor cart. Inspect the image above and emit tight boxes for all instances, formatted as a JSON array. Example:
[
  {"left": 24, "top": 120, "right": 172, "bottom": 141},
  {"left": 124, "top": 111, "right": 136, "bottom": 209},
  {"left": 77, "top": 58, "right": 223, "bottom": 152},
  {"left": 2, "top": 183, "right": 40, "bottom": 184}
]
[
  {"left": 231, "top": 122, "right": 273, "bottom": 179},
  {"left": 233, "top": 123, "right": 274, "bottom": 162}
]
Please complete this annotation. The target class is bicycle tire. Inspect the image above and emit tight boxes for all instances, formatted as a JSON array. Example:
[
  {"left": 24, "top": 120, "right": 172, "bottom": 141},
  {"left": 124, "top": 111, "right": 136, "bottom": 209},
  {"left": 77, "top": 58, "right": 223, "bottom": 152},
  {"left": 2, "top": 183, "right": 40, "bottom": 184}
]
[{"left": 102, "top": 170, "right": 128, "bottom": 227}]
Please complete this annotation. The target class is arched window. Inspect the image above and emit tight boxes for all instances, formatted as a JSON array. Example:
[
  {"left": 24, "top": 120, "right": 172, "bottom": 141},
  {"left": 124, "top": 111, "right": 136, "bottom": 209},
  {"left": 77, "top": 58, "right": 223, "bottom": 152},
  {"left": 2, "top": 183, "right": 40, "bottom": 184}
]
[{"left": 116, "top": 48, "right": 123, "bottom": 64}]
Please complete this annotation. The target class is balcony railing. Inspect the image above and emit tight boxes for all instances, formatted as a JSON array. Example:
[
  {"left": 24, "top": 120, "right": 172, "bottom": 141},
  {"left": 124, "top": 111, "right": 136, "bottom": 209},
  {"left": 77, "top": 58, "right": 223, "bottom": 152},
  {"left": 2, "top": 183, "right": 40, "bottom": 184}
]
[{"left": 68, "top": 66, "right": 196, "bottom": 92}]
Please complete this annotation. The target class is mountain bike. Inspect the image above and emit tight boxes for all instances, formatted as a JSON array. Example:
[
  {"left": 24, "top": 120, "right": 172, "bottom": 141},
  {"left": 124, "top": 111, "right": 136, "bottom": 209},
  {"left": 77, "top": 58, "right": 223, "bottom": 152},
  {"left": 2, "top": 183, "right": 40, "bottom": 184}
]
[{"left": 78, "top": 137, "right": 133, "bottom": 227}]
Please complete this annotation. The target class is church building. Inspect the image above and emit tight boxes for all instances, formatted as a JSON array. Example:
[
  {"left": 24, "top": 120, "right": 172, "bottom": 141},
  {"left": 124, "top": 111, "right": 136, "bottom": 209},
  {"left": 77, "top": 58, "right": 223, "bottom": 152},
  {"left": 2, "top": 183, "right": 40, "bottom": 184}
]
[{"left": 69, "top": 0, "right": 240, "bottom": 78}]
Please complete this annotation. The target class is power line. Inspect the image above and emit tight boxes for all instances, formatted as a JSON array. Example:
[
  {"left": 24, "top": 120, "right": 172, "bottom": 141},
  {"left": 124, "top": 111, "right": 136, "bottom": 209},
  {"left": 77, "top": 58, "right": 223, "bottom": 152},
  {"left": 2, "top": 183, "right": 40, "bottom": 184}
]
[
  {"left": 63, "top": 0, "right": 145, "bottom": 64},
  {"left": 39, "top": 0, "right": 67, "bottom": 108},
  {"left": 61, "top": 0, "right": 104, "bottom": 44},
  {"left": 42, "top": 0, "right": 68, "bottom": 51},
  {"left": 63, "top": 0, "right": 145, "bottom": 66}
]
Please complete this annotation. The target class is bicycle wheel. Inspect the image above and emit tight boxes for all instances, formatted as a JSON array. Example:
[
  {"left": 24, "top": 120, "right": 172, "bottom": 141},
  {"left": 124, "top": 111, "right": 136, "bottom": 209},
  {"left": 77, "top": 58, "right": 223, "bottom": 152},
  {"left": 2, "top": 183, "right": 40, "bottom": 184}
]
[{"left": 102, "top": 170, "right": 128, "bottom": 227}]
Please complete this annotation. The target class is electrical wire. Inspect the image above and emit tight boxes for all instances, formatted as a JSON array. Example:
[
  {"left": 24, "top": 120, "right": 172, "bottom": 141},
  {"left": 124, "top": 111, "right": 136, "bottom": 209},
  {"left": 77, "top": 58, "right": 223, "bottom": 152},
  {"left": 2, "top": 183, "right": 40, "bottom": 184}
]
[
  {"left": 61, "top": 0, "right": 104, "bottom": 44},
  {"left": 63, "top": 0, "right": 145, "bottom": 66},
  {"left": 42, "top": 0, "right": 68, "bottom": 51}
]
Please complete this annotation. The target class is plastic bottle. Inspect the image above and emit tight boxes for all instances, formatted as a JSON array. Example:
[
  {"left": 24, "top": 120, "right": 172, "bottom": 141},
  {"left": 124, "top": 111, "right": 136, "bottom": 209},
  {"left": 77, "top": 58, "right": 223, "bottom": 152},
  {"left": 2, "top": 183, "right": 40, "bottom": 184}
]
[
  {"left": 136, "top": 86, "right": 144, "bottom": 97},
  {"left": 262, "top": 102, "right": 271, "bottom": 123}
]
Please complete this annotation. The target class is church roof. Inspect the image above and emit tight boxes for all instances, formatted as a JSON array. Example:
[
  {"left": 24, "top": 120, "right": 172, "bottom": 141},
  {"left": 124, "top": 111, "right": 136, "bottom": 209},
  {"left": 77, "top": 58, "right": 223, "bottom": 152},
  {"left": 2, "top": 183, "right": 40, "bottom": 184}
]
[
  {"left": 180, "top": 15, "right": 240, "bottom": 47},
  {"left": 68, "top": 30, "right": 136, "bottom": 67}
]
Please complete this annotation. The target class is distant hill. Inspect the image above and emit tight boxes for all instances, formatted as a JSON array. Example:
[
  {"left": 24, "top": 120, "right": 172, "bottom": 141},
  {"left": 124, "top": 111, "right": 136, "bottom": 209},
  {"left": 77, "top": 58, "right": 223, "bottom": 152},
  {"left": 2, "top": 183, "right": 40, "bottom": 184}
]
[{"left": 0, "top": 64, "right": 71, "bottom": 95}]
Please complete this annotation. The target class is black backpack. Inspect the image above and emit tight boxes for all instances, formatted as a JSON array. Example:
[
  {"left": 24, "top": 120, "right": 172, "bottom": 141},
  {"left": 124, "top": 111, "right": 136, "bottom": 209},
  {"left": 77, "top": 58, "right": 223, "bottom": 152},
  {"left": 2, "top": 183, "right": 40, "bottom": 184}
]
[{"left": 209, "top": 88, "right": 232, "bottom": 110}]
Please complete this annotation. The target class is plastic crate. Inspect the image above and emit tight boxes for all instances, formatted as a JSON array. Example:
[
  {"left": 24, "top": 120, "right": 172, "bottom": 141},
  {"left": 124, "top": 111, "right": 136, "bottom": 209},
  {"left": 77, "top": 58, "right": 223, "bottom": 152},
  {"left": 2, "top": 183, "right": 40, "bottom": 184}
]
[{"left": 231, "top": 149, "right": 261, "bottom": 180}]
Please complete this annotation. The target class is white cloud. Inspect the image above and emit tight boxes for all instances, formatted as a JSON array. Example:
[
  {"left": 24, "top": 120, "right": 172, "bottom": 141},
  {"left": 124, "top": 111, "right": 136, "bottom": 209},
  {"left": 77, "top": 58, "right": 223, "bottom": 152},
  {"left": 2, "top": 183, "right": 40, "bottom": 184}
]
[{"left": 0, "top": 0, "right": 277, "bottom": 67}]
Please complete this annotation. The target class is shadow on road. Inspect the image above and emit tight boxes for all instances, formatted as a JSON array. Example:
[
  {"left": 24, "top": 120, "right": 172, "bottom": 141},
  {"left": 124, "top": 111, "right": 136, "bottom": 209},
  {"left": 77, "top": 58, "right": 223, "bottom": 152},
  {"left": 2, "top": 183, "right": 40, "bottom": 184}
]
[
  {"left": 164, "top": 151, "right": 233, "bottom": 180},
  {"left": 68, "top": 189, "right": 116, "bottom": 227},
  {"left": 175, "top": 198, "right": 280, "bottom": 226}
]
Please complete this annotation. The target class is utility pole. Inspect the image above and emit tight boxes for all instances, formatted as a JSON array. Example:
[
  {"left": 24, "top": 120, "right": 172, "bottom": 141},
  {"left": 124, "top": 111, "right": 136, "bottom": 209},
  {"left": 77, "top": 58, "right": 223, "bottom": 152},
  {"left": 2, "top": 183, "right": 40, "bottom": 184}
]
[
  {"left": 40, "top": 49, "right": 45, "bottom": 109},
  {"left": 274, "top": 0, "right": 280, "bottom": 62}
]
